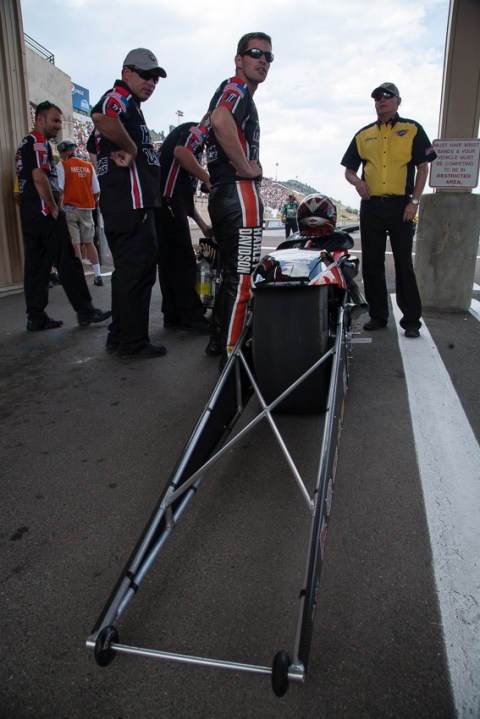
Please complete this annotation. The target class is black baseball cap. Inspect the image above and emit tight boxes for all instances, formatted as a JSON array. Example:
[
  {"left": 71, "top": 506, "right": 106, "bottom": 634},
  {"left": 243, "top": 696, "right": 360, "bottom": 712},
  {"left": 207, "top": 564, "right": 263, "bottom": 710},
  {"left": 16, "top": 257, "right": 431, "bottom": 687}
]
[{"left": 371, "top": 82, "right": 400, "bottom": 98}]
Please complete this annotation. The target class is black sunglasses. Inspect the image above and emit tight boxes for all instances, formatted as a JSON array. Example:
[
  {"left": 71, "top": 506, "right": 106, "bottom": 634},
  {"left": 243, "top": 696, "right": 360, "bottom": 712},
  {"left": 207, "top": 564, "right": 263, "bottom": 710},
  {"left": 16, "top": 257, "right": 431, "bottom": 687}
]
[
  {"left": 373, "top": 91, "right": 396, "bottom": 100},
  {"left": 241, "top": 48, "right": 274, "bottom": 63},
  {"left": 126, "top": 66, "right": 159, "bottom": 84}
]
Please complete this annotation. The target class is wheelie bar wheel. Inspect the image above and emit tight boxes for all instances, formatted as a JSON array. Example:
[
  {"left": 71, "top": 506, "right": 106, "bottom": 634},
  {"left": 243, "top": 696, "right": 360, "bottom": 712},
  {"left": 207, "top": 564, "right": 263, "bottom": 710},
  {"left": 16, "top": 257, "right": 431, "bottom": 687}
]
[
  {"left": 272, "top": 650, "right": 291, "bottom": 697},
  {"left": 94, "top": 625, "right": 119, "bottom": 667}
]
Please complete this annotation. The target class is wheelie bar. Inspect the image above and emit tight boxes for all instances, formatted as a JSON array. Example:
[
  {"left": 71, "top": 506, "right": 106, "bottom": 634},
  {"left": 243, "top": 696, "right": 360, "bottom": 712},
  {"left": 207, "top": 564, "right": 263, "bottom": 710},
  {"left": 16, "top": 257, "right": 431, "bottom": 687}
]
[{"left": 87, "top": 304, "right": 351, "bottom": 697}]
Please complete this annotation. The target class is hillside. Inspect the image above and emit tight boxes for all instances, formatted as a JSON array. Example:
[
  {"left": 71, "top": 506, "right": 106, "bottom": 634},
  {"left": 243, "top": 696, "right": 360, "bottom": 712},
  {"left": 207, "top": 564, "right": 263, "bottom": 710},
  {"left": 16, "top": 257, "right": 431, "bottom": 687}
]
[{"left": 264, "top": 177, "right": 358, "bottom": 222}]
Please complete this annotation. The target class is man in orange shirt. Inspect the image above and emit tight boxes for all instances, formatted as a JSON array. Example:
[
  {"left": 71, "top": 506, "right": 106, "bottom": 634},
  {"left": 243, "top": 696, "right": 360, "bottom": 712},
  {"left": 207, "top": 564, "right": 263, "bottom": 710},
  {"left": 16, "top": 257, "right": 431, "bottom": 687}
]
[{"left": 57, "top": 139, "right": 103, "bottom": 286}]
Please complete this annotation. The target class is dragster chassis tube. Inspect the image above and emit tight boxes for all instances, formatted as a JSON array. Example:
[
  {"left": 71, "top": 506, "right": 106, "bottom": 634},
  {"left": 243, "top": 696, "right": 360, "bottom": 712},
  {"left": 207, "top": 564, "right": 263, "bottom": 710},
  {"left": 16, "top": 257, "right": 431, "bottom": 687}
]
[{"left": 86, "top": 301, "right": 349, "bottom": 694}]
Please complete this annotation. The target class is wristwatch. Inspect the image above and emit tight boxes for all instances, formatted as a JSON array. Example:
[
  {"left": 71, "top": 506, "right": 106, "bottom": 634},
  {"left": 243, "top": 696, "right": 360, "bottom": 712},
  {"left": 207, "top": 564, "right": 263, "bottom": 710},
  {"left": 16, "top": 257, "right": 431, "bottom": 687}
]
[{"left": 410, "top": 198, "right": 420, "bottom": 206}]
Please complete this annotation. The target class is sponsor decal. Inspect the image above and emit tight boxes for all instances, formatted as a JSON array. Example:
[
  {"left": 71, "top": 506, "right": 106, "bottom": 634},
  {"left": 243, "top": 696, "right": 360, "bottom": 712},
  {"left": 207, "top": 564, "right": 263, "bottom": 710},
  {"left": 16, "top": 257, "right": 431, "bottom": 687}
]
[
  {"left": 206, "top": 146, "right": 218, "bottom": 163},
  {"left": 70, "top": 167, "right": 88, "bottom": 178},
  {"left": 140, "top": 125, "right": 152, "bottom": 145},
  {"left": 320, "top": 517, "right": 328, "bottom": 560},
  {"left": 71, "top": 82, "right": 90, "bottom": 113},
  {"left": 396, "top": 129, "right": 408, "bottom": 137},
  {"left": 325, "top": 479, "right": 334, "bottom": 517},
  {"left": 143, "top": 147, "right": 160, "bottom": 166},
  {"left": 223, "top": 82, "right": 246, "bottom": 96},
  {"left": 224, "top": 92, "right": 239, "bottom": 105},
  {"left": 96, "top": 156, "right": 108, "bottom": 177},
  {"left": 237, "top": 227, "right": 262, "bottom": 274},
  {"left": 332, "top": 446, "right": 339, "bottom": 485}
]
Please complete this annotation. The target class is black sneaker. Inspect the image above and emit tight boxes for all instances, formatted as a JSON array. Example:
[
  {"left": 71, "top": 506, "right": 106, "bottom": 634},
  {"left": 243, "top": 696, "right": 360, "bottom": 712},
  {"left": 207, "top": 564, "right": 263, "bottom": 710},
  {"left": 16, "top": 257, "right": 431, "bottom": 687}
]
[
  {"left": 94, "top": 276, "right": 104, "bottom": 286},
  {"left": 119, "top": 343, "right": 167, "bottom": 359},
  {"left": 405, "top": 327, "right": 420, "bottom": 338},
  {"left": 205, "top": 335, "right": 223, "bottom": 356},
  {"left": 49, "top": 272, "right": 61, "bottom": 285},
  {"left": 27, "top": 315, "right": 64, "bottom": 331},
  {"left": 77, "top": 308, "right": 112, "bottom": 326}
]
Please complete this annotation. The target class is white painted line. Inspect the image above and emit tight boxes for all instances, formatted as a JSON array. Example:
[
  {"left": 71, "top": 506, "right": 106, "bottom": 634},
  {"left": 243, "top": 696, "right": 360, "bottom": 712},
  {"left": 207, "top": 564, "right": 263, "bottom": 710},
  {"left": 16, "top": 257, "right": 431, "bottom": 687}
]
[
  {"left": 473, "top": 283, "right": 480, "bottom": 292},
  {"left": 470, "top": 299, "right": 480, "bottom": 322},
  {"left": 391, "top": 297, "right": 480, "bottom": 718}
]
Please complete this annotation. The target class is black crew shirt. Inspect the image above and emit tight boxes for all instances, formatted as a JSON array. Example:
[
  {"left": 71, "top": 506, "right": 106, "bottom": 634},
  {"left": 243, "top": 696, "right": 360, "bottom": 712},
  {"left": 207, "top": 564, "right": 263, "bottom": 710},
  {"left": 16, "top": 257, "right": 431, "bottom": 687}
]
[
  {"left": 206, "top": 76, "right": 261, "bottom": 185},
  {"left": 91, "top": 80, "right": 160, "bottom": 214},
  {"left": 159, "top": 121, "right": 207, "bottom": 213},
  {"left": 15, "top": 132, "right": 60, "bottom": 223}
]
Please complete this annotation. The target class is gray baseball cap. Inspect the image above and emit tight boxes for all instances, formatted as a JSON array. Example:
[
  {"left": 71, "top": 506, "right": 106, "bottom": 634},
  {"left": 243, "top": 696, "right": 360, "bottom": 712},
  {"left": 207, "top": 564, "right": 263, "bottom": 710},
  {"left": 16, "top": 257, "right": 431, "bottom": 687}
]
[
  {"left": 123, "top": 48, "right": 167, "bottom": 78},
  {"left": 371, "top": 82, "right": 400, "bottom": 98},
  {"left": 57, "top": 139, "right": 77, "bottom": 152}
]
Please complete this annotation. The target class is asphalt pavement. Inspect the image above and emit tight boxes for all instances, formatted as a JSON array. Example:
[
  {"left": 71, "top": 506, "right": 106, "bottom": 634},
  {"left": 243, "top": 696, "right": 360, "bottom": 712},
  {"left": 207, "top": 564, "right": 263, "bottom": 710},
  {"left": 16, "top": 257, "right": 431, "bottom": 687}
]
[{"left": 1, "top": 229, "right": 479, "bottom": 718}]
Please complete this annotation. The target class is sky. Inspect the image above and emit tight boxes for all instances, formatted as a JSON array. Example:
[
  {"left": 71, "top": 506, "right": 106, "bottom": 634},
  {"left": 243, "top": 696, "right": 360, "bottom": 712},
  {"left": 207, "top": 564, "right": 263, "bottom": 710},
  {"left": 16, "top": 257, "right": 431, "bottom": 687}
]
[{"left": 19, "top": 0, "right": 450, "bottom": 209}]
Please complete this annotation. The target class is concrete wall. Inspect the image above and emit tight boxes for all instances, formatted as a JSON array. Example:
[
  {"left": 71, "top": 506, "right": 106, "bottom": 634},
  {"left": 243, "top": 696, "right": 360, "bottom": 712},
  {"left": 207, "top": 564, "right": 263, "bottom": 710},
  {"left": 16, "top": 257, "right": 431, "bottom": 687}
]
[
  {"left": 416, "top": 193, "right": 480, "bottom": 311},
  {"left": 25, "top": 47, "right": 74, "bottom": 144},
  {"left": 0, "top": 0, "right": 29, "bottom": 291},
  {"left": 415, "top": 0, "right": 480, "bottom": 310}
]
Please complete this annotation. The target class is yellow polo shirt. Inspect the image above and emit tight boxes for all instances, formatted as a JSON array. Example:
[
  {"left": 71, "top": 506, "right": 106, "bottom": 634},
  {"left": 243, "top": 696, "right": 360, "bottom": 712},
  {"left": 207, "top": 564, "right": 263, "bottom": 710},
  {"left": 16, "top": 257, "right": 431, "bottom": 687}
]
[{"left": 341, "top": 114, "right": 436, "bottom": 196}]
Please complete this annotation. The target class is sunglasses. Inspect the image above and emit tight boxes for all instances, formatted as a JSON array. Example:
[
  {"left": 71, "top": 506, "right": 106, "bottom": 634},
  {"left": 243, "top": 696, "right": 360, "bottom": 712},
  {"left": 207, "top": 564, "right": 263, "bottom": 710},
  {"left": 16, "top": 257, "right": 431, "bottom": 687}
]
[
  {"left": 241, "top": 48, "right": 274, "bottom": 63},
  {"left": 126, "top": 66, "right": 159, "bottom": 84},
  {"left": 373, "top": 91, "right": 396, "bottom": 100}
]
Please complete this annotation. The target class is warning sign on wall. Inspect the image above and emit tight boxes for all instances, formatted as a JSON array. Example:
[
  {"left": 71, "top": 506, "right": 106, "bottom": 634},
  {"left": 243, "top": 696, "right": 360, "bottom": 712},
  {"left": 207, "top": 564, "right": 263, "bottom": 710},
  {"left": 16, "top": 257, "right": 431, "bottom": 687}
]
[{"left": 429, "top": 139, "right": 480, "bottom": 189}]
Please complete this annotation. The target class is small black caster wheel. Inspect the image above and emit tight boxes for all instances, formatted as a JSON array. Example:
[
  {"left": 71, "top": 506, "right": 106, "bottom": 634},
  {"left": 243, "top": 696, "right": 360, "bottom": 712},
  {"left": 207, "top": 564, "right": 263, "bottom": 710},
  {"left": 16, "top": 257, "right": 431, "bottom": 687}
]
[
  {"left": 94, "top": 625, "right": 119, "bottom": 667},
  {"left": 272, "top": 649, "right": 290, "bottom": 697}
]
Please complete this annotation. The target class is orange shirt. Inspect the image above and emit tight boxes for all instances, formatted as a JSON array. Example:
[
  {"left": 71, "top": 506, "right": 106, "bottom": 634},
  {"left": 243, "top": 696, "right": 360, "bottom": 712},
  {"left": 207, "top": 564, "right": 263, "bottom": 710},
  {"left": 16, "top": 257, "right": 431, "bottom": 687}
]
[{"left": 58, "top": 157, "right": 99, "bottom": 209}]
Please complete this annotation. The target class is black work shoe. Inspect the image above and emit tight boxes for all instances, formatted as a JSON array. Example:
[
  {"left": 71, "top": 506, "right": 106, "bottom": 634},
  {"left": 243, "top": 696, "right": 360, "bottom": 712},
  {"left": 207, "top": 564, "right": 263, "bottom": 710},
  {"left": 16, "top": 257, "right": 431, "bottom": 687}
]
[
  {"left": 49, "top": 272, "right": 61, "bottom": 285},
  {"left": 363, "top": 317, "right": 388, "bottom": 331},
  {"left": 205, "top": 335, "right": 223, "bottom": 356},
  {"left": 94, "top": 276, "right": 104, "bottom": 286},
  {"left": 119, "top": 343, "right": 167, "bottom": 359},
  {"left": 27, "top": 315, "right": 64, "bottom": 331},
  {"left": 405, "top": 327, "right": 420, "bottom": 338},
  {"left": 77, "top": 308, "right": 112, "bottom": 326},
  {"left": 181, "top": 317, "right": 212, "bottom": 335}
]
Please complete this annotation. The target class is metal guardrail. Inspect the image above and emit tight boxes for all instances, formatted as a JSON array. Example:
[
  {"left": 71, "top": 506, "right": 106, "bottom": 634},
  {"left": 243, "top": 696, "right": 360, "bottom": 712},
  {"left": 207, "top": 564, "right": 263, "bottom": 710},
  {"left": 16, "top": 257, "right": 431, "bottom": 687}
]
[{"left": 24, "top": 33, "right": 54, "bottom": 64}]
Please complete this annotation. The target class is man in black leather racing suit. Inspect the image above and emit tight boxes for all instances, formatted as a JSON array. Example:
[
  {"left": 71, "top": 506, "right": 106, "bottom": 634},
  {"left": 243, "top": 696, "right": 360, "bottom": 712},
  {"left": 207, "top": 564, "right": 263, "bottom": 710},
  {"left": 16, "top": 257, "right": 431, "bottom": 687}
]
[{"left": 204, "top": 32, "right": 273, "bottom": 366}]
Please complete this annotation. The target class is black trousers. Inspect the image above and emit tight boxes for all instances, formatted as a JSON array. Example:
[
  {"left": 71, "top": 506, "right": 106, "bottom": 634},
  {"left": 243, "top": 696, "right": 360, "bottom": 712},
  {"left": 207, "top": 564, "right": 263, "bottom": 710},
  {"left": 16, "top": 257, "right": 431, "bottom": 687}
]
[
  {"left": 360, "top": 197, "right": 422, "bottom": 328},
  {"left": 155, "top": 202, "right": 205, "bottom": 324},
  {"left": 285, "top": 218, "right": 298, "bottom": 238},
  {"left": 21, "top": 210, "right": 93, "bottom": 319},
  {"left": 209, "top": 182, "right": 263, "bottom": 352},
  {"left": 103, "top": 209, "right": 158, "bottom": 353}
]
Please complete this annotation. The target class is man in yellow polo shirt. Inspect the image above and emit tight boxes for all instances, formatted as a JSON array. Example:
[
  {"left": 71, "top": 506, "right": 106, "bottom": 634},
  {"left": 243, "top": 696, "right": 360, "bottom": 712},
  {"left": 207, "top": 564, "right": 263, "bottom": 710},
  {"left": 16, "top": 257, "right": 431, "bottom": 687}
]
[{"left": 341, "top": 82, "right": 437, "bottom": 338}]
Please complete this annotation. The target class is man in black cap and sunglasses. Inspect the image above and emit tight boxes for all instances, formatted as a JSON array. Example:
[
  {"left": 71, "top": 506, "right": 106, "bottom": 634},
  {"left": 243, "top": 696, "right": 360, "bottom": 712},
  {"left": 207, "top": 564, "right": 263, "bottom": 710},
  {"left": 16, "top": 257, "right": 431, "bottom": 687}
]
[
  {"left": 341, "top": 82, "right": 437, "bottom": 338},
  {"left": 91, "top": 48, "right": 167, "bottom": 359},
  {"left": 204, "top": 32, "right": 273, "bottom": 367}
]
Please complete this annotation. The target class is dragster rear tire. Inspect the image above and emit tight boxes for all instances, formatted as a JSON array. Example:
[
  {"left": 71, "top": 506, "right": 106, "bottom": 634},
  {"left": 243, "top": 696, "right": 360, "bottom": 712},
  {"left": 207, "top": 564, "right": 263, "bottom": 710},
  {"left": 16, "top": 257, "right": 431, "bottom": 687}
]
[{"left": 253, "top": 285, "right": 331, "bottom": 414}]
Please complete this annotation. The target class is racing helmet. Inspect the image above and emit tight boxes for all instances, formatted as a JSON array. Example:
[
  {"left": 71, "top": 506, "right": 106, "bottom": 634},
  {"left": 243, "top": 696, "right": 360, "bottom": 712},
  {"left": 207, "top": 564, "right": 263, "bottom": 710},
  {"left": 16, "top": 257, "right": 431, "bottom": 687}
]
[{"left": 297, "top": 193, "right": 337, "bottom": 236}]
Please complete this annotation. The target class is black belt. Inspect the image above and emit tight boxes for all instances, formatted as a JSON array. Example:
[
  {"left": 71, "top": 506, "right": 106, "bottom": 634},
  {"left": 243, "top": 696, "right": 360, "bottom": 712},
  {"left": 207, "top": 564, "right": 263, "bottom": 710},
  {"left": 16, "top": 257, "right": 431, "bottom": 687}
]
[{"left": 370, "top": 195, "right": 409, "bottom": 201}]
